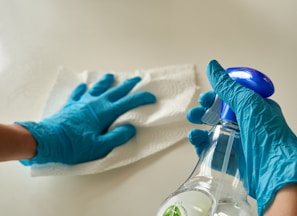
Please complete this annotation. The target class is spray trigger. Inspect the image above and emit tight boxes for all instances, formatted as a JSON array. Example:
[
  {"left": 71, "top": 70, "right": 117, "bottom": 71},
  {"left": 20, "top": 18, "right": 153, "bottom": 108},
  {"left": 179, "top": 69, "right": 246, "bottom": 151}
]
[{"left": 201, "top": 94, "right": 221, "bottom": 126}]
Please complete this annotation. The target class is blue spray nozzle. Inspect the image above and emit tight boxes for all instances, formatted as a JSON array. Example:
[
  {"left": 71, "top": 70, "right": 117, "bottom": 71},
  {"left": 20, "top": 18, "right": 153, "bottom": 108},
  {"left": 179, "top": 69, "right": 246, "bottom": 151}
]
[{"left": 220, "top": 67, "right": 275, "bottom": 122}]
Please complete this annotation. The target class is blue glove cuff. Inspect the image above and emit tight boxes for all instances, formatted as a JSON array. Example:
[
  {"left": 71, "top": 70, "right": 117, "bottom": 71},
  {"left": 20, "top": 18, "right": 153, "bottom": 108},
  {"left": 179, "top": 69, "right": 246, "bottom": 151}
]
[
  {"left": 15, "top": 121, "right": 61, "bottom": 166},
  {"left": 258, "top": 163, "right": 297, "bottom": 215},
  {"left": 256, "top": 132, "right": 297, "bottom": 215}
]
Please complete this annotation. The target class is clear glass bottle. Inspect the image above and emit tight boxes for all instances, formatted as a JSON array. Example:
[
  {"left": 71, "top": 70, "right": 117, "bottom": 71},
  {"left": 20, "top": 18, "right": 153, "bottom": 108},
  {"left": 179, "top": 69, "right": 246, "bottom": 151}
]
[
  {"left": 157, "top": 118, "right": 252, "bottom": 216},
  {"left": 157, "top": 67, "right": 275, "bottom": 216}
]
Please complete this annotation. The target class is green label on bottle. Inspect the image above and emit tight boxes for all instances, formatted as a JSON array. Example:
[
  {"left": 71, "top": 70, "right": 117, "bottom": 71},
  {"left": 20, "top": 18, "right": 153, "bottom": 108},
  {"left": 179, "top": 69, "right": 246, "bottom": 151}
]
[
  {"left": 162, "top": 205, "right": 182, "bottom": 216},
  {"left": 157, "top": 191, "right": 213, "bottom": 216}
]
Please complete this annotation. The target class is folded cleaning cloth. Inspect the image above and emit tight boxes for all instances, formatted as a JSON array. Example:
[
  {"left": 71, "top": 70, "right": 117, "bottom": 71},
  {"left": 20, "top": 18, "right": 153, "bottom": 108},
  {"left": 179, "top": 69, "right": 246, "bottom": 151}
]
[{"left": 30, "top": 64, "right": 200, "bottom": 176}]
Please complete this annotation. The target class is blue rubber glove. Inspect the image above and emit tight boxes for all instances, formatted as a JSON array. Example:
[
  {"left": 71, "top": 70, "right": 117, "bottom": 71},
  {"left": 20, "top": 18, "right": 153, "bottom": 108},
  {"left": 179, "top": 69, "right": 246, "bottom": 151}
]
[
  {"left": 187, "top": 60, "right": 297, "bottom": 215},
  {"left": 187, "top": 90, "right": 217, "bottom": 156},
  {"left": 16, "top": 74, "right": 156, "bottom": 165}
]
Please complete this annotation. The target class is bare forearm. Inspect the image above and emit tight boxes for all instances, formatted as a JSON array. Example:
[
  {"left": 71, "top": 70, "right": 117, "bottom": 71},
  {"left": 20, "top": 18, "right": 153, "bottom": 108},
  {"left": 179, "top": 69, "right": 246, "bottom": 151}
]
[
  {"left": 264, "top": 184, "right": 297, "bottom": 216},
  {"left": 0, "top": 124, "right": 37, "bottom": 161}
]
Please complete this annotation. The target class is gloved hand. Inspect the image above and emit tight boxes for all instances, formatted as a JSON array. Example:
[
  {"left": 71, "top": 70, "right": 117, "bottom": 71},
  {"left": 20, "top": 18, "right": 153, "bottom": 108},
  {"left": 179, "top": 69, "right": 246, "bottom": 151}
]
[
  {"left": 187, "top": 60, "right": 297, "bottom": 215},
  {"left": 16, "top": 74, "right": 156, "bottom": 165},
  {"left": 187, "top": 90, "right": 217, "bottom": 156}
]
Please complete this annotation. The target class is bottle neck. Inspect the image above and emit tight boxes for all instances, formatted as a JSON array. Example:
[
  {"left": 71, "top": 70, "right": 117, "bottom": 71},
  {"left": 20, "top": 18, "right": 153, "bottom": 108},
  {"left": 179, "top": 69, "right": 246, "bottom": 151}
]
[
  {"left": 184, "top": 119, "right": 247, "bottom": 198},
  {"left": 219, "top": 119, "right": 239, "bottom": 132}
]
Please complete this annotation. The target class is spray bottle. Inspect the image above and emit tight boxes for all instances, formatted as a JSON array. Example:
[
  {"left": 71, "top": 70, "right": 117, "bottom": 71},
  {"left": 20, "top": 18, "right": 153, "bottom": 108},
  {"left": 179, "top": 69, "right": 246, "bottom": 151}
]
[{"left": 156, "top": 67, "right": 274, "bottom": 216}]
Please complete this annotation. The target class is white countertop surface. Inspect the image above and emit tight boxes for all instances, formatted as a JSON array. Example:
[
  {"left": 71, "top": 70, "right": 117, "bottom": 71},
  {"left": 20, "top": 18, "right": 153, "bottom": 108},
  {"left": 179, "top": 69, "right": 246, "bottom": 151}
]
[{"left": 1, "top": 1, "right": 297, "bottom": 215}]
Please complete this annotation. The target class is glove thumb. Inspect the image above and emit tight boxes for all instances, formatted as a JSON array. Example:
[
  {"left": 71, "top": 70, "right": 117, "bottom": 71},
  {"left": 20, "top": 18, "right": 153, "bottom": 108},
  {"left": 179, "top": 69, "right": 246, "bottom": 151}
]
[
  {"left": 101, "top": 124, "right": 137, "bottom": 148},
  {"left": 206, "top": 60, "right": 258, "bottom": 114}
]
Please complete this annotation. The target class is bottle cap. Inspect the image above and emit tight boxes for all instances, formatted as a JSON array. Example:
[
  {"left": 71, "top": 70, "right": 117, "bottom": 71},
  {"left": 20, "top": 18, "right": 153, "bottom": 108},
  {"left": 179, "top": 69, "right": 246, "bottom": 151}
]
[{"left": 220, "top": 67, "right": 275, "bottom": 122}]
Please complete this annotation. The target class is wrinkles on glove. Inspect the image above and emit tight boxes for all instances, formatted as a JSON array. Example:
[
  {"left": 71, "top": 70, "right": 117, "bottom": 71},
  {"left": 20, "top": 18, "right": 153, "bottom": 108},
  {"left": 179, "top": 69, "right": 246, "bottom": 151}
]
[
  {"left": 16, "top": 74, "right": 156, "bottom": 166},
  {"left": 205, "top": 59, "right": 297, "bottom": 215}
]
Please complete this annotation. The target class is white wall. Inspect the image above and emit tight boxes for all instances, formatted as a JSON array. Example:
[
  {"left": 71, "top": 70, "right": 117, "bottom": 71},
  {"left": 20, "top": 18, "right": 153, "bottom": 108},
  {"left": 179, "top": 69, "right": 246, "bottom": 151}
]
[{"left": 0, "top": 1, "right": 296, "bottom": 215}]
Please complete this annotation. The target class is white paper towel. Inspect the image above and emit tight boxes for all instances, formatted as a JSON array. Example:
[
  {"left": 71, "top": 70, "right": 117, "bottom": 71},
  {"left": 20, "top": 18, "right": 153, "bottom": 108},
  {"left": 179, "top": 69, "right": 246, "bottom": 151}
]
[{"left": 30, "top": 64, "right": 200, "bottom": 176}]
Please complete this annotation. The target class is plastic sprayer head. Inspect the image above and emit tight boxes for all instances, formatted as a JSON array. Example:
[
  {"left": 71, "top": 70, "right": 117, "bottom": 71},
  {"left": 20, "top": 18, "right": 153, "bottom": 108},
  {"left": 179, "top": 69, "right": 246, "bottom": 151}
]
[{"left": 220, "top": 67, "right": 275, "bottom": 122}]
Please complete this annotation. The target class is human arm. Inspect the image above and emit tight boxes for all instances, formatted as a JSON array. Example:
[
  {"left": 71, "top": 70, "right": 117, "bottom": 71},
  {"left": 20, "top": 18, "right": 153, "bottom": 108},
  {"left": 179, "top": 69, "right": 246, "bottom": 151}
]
[
  {"left": 265, "top": 184, "right": 297, "bottom": 216},
  {"left": 0, "top": 124, "right": 36, "bottom": 161},
  {"left": 9, "top": 73, "right": 155, "bottom": 165},
  {"left": 186, "top": 60, "right": 297, "bottom": 215}
]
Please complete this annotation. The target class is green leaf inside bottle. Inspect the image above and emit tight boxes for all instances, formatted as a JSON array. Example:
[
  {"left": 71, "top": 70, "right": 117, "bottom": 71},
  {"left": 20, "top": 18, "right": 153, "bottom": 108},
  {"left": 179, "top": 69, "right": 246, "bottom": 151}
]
[{"left": 162, "top": 205, "right": 182, "bottom": 216}]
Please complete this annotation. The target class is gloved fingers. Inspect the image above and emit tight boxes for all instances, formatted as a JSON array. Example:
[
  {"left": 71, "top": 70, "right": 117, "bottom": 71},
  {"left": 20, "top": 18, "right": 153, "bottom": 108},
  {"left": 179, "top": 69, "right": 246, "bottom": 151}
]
[
  {"left": 66, "top": 83, "right": 87, "bottom": 103},
  {"left": 88, "top": 73, "right": 114, "bottom": 96},
  {"left": 105, "top": 76, "right": 142, "bottom": 102},
  {"left": 206, "top": 60, "right": 258, "bottom": 113},
  {"left": 186, "top": 91, "right": 217, "bottom": 124},
  {"left": 187, "top": 106, "right": 206, "bottom": 124},
  {"left": 113, "top": 91, "right": 156, "bottom": 115},
  {"left": 198, "top": 91, "right": 216, "bottom": 108},
  {"left": 187, "top": 129, "right": 210, "bottom": 156},
  {"left": 94, "top": 124, "right": 136, "bottom": 156}
]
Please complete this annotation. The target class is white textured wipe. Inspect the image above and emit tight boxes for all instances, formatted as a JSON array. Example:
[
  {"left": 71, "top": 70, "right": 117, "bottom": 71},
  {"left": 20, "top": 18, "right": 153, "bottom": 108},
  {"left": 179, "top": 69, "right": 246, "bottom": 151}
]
[{"left": 30, "top": 64, "right": 200, "bottom": 176}]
